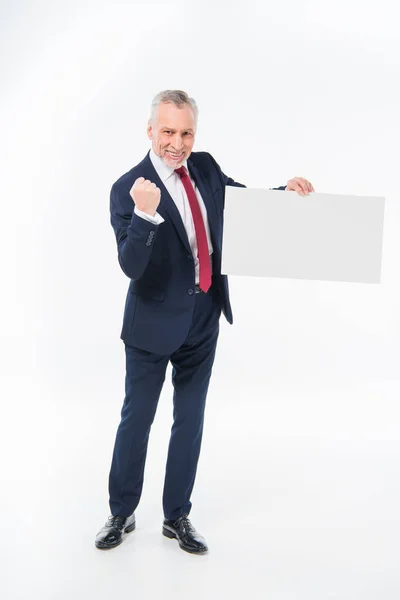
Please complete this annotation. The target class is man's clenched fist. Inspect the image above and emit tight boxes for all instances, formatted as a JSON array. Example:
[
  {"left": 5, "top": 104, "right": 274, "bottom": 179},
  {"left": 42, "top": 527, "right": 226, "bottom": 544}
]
[{"left": 130, "top": 177, "right": 161, "bottom": 217}]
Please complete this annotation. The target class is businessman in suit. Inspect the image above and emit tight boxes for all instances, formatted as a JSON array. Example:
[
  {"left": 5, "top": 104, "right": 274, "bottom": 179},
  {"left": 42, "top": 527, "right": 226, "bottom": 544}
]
[{"left": 95, "top": 89, "right": 314, "bottom": 554}]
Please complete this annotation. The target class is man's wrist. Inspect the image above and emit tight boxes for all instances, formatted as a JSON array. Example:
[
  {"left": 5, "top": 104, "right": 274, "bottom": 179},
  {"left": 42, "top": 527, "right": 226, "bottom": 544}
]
[{"left": 134, "top": 206, "right": 164, "bottom": 225}]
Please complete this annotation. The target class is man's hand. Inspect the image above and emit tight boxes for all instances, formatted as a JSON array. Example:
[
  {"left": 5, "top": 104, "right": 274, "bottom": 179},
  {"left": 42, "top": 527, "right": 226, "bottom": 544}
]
[
  {"left": 130, "top": 177, "right": 161, "bottom": 217},
  {"left": 286, "top": 177, "right": 315, "bottom": 196}
]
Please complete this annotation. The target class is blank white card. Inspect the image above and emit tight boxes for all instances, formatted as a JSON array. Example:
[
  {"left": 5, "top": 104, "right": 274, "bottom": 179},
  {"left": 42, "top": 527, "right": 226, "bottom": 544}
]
[{"left": 221, "top": 188, "right": 385, "bottom": 283}]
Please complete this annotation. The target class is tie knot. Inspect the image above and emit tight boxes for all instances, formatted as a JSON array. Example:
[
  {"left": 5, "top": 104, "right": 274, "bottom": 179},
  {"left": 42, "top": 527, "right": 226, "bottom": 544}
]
[{"left": 174, "top": 166, "right": 187, "bottom": 177}]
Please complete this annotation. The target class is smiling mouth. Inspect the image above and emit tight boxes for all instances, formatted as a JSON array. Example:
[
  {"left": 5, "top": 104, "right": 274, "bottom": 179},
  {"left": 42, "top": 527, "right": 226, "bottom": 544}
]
[{"left": 166, "top": 151, "right": 184, "bottom": 159}]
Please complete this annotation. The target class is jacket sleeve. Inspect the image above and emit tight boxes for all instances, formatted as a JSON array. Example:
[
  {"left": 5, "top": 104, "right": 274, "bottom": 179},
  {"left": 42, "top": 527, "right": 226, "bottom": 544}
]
[
  {"left": 221, "top": 172, "right": 247, "bottom": 188},
  {"left": 207, "top": 153, "right": 286, "bottom": 190},
  {"left": 109, "top": 183, "right": 162, "bottom": 280}
]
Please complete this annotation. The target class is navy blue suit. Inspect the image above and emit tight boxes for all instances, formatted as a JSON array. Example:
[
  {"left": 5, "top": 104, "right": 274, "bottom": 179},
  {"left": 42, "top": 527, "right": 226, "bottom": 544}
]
[{"left": 108, "top": 150, "right": 285, "bottom": 520}]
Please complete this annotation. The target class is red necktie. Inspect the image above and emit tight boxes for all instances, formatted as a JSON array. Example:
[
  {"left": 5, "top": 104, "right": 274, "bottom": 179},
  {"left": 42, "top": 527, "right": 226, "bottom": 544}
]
[{"left": 175, "top": 165, "right": 212, "bottom": 293}]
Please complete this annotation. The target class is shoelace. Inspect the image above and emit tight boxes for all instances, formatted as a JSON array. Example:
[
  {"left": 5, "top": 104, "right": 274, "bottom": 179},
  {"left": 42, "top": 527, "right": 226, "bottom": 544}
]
[
  {"left": 176, "top": 515, "right": 196, "bottom": 534},
  {"left": 108, "top": 515, "right": 126, "bottom": 529}
]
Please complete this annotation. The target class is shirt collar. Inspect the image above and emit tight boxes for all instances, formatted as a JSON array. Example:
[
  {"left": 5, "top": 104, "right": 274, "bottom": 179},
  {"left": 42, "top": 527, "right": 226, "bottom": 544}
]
[{"left": 149, "top": 148, "right": 188, "bottom": 182}]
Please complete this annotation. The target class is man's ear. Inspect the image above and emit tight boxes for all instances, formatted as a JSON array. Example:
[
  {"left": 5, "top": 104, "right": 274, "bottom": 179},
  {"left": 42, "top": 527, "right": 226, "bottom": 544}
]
[{"left": 147, "top": 121, "right": 153, "bottom": 140}]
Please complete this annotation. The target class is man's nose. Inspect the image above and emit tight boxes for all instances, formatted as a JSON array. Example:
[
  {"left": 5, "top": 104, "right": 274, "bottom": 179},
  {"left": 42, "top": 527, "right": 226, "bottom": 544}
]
[{"left": 171, "top": 134, "right": 183, "bottom": 149}]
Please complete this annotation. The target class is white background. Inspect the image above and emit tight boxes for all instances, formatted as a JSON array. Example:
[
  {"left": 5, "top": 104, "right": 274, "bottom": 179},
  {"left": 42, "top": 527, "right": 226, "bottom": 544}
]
[{"left": 1, "top": 1, "right": 399, "bottom": 598}]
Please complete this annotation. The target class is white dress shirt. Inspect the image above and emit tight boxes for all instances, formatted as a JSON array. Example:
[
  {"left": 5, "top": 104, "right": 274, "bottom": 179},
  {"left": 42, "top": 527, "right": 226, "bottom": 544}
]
[{"left": 134, "top": 148, "right": 214, "bottom": 285}]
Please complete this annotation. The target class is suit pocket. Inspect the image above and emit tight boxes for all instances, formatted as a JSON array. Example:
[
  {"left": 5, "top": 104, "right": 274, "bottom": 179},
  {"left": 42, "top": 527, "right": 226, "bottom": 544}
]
[{"left": 130, "top": 287, "right": 165, "bottom": 302}]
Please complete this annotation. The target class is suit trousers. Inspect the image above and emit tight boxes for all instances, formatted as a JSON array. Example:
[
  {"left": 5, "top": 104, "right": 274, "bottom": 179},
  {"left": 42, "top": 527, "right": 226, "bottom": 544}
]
[{"left": 108, "top": 280, "right": 222, "bottom": 521}]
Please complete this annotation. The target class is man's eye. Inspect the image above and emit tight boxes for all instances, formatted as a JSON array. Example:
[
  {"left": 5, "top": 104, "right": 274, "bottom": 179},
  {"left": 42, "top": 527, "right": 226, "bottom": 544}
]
[{"left": 164, "top": 131, "right": 171, "bottom": 134}]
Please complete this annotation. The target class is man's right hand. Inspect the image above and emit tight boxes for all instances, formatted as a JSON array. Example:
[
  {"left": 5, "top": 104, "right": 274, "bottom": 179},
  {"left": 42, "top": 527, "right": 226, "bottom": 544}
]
[{"left": 130, "top": 177, "right": 161, "bottom": 217}]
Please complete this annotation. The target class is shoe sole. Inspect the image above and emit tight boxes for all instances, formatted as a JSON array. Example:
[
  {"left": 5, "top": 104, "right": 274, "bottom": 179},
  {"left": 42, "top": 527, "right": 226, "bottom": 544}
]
[
  {"left": 95, "top": 521, "right": 136, "bottom": 550},
  {"left": 162, "top": 526, "right": 208, "bottom": 554}
]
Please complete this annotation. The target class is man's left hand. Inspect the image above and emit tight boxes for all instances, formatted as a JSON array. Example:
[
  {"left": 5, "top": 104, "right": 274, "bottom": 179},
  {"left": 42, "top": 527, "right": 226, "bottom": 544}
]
[{"left": 286, "top": 177, "right": 315, "bottom": 195}]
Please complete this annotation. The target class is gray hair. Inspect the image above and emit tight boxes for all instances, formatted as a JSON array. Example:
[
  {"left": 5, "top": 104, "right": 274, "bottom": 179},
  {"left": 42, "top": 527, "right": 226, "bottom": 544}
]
[{"left": 149, "top": 89, "right": 198, "bottom": 127}]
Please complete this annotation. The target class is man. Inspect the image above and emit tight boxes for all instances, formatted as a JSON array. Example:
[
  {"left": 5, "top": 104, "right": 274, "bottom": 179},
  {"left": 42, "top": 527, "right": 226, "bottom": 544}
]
[{"left": 95, "top": 89, "right": 314, "bottom": 554}]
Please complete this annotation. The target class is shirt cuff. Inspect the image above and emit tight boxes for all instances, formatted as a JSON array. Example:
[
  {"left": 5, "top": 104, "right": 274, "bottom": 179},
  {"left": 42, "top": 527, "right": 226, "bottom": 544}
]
[{"left": 134, "top": 206, "right": 165, "bottom": 225}]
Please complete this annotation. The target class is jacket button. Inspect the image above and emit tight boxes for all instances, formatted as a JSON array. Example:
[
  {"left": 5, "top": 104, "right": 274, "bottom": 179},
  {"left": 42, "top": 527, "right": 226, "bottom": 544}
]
[{"left": 188, "top": 289, "right": 194, "bottom": 295}]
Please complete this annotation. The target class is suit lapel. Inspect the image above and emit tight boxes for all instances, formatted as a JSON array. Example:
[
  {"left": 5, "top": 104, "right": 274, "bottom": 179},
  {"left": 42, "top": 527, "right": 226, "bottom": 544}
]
[
  {"left": 142, "top": 152, "right": 191, "bottom": 254},
  {"left": 141, "top": 151, "right": 219, "bottom": 254},
  {"left": 187, "top": 156, "right": 219, "bottom": 249}
]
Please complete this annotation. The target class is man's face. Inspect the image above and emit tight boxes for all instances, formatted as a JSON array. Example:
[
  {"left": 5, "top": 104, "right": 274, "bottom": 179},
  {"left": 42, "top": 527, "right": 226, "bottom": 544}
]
[{"left": 147, "top": 102, "right": 196, "bottom": 169}]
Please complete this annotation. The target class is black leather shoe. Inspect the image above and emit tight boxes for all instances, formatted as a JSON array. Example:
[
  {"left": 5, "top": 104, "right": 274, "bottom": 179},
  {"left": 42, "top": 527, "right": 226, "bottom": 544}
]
[
  {"left": 95, "top": 513, "right": 136, "bottom": 550},
  {"left": 162, "top": 514, "right": 208, "bottom": 554}
]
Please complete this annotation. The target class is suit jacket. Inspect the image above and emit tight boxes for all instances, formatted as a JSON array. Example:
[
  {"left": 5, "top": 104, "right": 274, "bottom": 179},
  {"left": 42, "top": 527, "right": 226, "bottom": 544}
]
[{"left": 110, "top": 150, "right": 286, "bottom": 354}]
